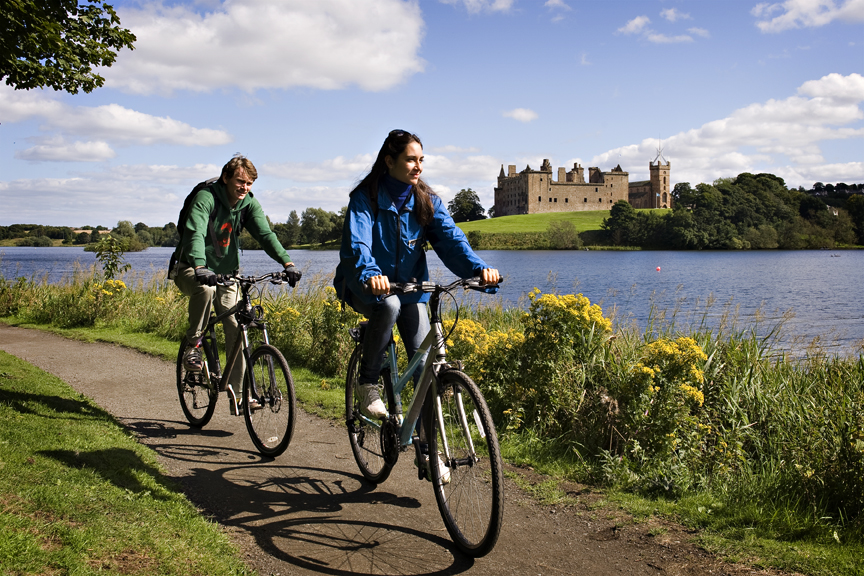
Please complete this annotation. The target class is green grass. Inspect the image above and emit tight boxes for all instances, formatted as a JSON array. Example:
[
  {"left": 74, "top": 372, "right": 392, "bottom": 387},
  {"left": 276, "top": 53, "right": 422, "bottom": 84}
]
[
  {"left": 0, "top": 350, "right": 252, "bottom": 576},
  {"left": 457, "top": 209, "right": 670, "bottom": 234},
  {"left": 3, "top": 270, "right": 863, "bottom": 576}
]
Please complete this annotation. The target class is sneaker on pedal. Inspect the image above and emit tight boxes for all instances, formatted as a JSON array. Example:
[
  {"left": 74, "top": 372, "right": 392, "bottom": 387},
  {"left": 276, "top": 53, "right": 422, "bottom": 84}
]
[
  {"left": 358, "top": 383, "right": 387, "bottom": 419},
  {"left": 183, "top": 345, "right": 203, "bottom": 372},
  {"left": 416, "top": 452, "right": 451, "bottom": 484}
]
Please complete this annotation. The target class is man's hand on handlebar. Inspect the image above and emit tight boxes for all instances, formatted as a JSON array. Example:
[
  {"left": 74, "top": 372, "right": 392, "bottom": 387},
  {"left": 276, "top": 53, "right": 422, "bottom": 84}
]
[
  {"left": 194, "top": 267, "right": 217, "bottom": 286},
  {"left": 480, "top": 268, "right": 500, "bottom": 286},
  {"left": 282, "top": 263, "right": 302, "bottom": 287}
]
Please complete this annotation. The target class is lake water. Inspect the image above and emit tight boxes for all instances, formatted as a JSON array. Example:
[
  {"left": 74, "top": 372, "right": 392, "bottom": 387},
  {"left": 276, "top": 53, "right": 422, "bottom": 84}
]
[{"left": 2, "top": 246, "right": 862, "bottom": 356}]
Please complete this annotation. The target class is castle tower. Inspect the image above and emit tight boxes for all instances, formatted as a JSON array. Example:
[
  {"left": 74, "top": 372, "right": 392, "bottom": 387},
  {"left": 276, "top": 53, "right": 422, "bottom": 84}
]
[{"left": 649, "top": 145, "right": 671, "bottom": 208}]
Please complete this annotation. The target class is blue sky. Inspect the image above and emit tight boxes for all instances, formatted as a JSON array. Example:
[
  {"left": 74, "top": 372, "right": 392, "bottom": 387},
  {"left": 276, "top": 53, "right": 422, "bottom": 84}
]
[{"left": 1, "top": 0, "right": 862, "bottom": 227}]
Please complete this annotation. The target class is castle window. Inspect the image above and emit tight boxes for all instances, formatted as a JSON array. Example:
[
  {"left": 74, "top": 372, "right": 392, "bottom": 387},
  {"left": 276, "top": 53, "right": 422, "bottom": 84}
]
[
  {"left": 595, "top": 187, "right": 598, "bottom": 192},
  {"left": 554, "top": 198, "right": 557, "bottom": 202},
  {"left": 538, "top": 196, "right": 542, "bottom": 201},
  {"left": 584, "top": 198, "right": 587, "bottom": 202},
  {"left": 565, "top": 198, "right": 568, "bottom": 203},
  {"left": 549, "top": 198, "right": 552, "bottom": 202},
  {"left": 598, "top": 198, "right": 602, "bottom": 202}
]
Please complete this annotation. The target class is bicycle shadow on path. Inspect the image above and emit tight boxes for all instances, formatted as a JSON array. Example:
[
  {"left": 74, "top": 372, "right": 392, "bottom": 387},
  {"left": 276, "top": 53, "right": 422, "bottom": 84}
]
[{"left": 128, "top": 418, "right": 477, "bottom": 576}]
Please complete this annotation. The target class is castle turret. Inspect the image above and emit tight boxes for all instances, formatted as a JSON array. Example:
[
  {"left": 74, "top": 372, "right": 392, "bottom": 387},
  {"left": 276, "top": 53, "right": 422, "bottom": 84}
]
[{"left": 650, "top": 147, "right": 671, "bottom": 208}]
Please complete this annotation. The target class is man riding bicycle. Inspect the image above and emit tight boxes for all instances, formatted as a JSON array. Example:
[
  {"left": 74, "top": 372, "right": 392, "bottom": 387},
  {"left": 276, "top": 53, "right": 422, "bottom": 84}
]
[{"left": 171, "top": 155, "right": 301, "bottom": 392}]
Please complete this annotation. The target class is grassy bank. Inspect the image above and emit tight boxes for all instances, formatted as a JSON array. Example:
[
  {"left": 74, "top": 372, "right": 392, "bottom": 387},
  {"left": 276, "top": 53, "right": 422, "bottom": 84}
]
[
  {"left": 454, "top": 209, "right": 669, "bottom": 249},
  {"left": 1, "top": 268, "right": 862, "bottom": 575},
  {"left": 0, "top": 350, "right": 252, "bottom": 575}
]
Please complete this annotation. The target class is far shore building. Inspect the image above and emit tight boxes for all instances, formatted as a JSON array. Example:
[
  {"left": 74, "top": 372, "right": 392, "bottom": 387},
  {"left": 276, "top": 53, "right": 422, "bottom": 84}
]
[{"left": 493, "top": 151, "right": 671, "bottom": 217}]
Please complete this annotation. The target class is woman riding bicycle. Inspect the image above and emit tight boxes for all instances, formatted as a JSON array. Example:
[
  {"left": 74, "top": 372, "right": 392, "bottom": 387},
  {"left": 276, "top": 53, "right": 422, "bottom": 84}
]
[{"left": 334, "top": 129, "right": 500, "bottom": 421}]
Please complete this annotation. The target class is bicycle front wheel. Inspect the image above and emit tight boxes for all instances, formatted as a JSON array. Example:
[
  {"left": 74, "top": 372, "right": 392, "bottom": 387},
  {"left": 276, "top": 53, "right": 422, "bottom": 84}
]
[
  {"left": 427, "top": 370, "right": 504, "bottom": 557},
  {"left": 176, "top": 338, "right": 218, "bottom": 427},
  {"left": 243, "top": 344, "right": 296, "bottom": 457},
  {"left": 345, "top": 345, "right": 392, "bottom": 484}
]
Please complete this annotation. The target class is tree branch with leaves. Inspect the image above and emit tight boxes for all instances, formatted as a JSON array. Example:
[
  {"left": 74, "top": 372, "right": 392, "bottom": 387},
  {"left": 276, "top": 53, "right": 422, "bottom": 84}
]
[{"left": 0, "top": 0, "right": 136, "bottom": 94}]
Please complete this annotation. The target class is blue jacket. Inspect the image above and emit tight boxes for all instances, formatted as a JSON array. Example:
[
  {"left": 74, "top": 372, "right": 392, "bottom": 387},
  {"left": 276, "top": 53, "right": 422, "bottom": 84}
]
[{"left": 334, "top": 184, "right": 488, "bottom": 307}]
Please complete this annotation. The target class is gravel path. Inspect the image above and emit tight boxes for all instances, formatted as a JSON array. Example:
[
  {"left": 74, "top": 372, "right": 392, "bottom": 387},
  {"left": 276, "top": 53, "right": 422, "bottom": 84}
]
[{"left": 0, "top": 324, "right": 794, "bottom": 576}]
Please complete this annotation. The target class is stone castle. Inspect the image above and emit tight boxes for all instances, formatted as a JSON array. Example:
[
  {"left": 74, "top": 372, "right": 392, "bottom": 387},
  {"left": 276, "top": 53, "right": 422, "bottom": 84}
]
[{"left": 493, "top": 150, "right": 671, "bottom": 216}]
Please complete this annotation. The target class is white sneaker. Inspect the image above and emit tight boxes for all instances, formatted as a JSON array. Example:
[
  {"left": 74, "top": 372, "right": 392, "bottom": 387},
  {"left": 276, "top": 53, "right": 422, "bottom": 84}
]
[
  {"left": 416, "top": 452, "right": 451, "bottom": 484},
  {"left": 359, "top": 384, "right": 387, "bottom": 419}
]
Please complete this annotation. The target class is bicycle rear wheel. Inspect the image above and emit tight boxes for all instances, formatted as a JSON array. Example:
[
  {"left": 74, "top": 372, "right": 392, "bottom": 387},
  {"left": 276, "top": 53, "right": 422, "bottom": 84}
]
[
  {"left": 176, "top": 338, "right": 218, "bottom": 427},
  {"left": 427, "top": 370, "right": 504, "bottom": 557},
  {"left": 243, "top": 344, "right": 296, "bottom": 457},
  {"left": 345, "top": 345, "right": 392, "bottom": 484}
]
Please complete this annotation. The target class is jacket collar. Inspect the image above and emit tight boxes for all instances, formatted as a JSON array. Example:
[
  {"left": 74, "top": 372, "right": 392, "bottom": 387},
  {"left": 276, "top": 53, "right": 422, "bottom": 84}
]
[{"left": 378, "top": 182, "right": 415, "bottom": 213}]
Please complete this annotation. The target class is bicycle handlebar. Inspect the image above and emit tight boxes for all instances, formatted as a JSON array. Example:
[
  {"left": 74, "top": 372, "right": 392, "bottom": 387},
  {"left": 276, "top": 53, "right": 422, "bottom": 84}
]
[
  {"left": 363, "top": 276, "right": 502, "bottom": 297},
  {"left": 214, "top": 271, "right": 288, "bottom": 287}
]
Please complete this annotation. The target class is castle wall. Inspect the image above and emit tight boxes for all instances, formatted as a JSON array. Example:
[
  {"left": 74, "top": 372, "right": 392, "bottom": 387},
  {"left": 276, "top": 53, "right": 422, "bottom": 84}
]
[
  {"left": 494, "top": 162, "right": 629, "bottom": 216},
  {"left": 493, "top": 157, "right": 670, "bottom": 216}
]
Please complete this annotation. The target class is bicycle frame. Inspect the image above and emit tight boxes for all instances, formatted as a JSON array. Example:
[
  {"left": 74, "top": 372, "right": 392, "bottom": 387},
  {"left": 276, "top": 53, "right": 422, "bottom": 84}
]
[
  {"left": 199, "top": 281, "right": 272, "bottom": 415},
  {"left": 353, "top": 287, "right": 478, "bottom": 459}
]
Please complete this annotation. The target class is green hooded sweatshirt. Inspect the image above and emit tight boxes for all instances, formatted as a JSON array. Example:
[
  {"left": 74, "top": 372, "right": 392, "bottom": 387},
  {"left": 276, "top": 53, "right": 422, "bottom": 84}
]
[{"left": 177, "top": 180, "right": 290, "bottom": 273}]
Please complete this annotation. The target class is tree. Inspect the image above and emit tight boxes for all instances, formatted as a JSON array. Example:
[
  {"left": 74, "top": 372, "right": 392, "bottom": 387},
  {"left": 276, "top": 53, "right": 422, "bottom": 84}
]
[
  {"left": 1, "top": 0, "right": 136, "bottom": 94},
  {"left": 546, "top": 220, "right": 583, "bottom": 250},
  {"left": 274, "top": 210, "right": 301, "bottom": 247},
  {"left": 112, "top": 220, "right": 135, "bottom": 238},
  {"left": 602, "top": 200, "right": 638, "bottom": 246},
  {"left": 300, "top": 207, "right": 336, "bottom": 245},
  {"left": 846, "top": 194, "right": 864, "bottom": 244},
  {"left": 447, "top": 188, "right": 486, "bottom": 222}
]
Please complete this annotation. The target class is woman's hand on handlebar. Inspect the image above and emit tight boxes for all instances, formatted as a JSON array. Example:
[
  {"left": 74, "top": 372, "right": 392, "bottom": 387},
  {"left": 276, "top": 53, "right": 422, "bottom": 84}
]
[
  {"left": 367, "top": 275, "right": 391, "bottom": 296},
  {"left": 480, "top": 268, "right": 500, "bottom": 285}
]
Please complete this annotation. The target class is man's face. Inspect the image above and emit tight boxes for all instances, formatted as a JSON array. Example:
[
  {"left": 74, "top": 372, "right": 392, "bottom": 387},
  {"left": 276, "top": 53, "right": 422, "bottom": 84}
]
[{"left": 225, "top": 168, "right": 253, "bottom": 207}]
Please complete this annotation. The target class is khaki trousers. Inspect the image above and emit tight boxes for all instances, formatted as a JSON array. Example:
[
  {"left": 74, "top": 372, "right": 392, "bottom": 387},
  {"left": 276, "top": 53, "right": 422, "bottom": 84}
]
[{"left": 173, "top": 265, "right": 244, "bottom": 387}]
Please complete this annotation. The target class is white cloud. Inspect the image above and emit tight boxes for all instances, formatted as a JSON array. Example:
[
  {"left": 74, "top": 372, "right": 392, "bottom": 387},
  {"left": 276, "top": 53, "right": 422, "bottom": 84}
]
[
  {"left": 647, "top": 33, "right": 694, "bottom": 43},
  {"left": 263, "top": 155, "right": 375, "bottom": 183},
  {"left": 0, "top": 87, "right": 232, "bottom": 148},
  {"left": 688, "top": 27, "right": 711, "bottom": 38},
  {"left": 580, "top": 52, "right": 592, "bottom": 65},
  {"left": 619, "top": 13, "right": 707, "bottom": 44},
  {"left": 545, "top": 0, "right": 571, "bottom": 19},
  {"left": 618, "top": 16, "right": 651, "bottom": 34},
  {"left": 752, "top": 0, "right": 864, "bottom": 32},
  {"left": 15, "top": 138, "right": 116, "bottom": 163},
  {"left": 503, "top": 108, "right": 539, "bottom": 123},
  {"left": 261, "top": 149, "right": 501, "bottom": 207},
  {"left": 661, "top": 8, "right": 691, "bottom": 21},
  {"left": 591, "top": 73, "right": 864, "bottom": 187},
  {"left": 0, "top": 163, "right": 231, "bottom": 226},
  {"left": 423, "top": 153, "right": 502, "bottom": 206},
  {"left": 799, "top": 71, "right": 864, "bottom": 100},
  {"left": 439, "top": 0, "right": 515, "bottom": 14},
  {"left": 105, "top": 0, "right": 426, "bottom": 95},
  {"left": 430, "top": 145, "right": 482, "bottom": 154}
]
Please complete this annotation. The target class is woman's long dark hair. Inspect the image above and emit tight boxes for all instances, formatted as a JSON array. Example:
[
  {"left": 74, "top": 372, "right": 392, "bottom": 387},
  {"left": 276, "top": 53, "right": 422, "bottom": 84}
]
[{"left": 354, "top": 130, "right": 437, "bottom": 226}]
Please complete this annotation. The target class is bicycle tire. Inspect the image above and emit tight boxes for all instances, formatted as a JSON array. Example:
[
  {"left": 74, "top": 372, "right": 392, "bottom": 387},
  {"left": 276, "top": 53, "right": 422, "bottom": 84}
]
[
  {"left": 427, "top": 370, "right": 504, "bottom": 557},
  {"left": 345, "top": 345, "right": 393, "bottom": 484},
  {"left": 176, "top": 338, "right": 218, "bottom": 427},
  {"left": 243, "top": 344, "right": 296, "bottom": 457}
]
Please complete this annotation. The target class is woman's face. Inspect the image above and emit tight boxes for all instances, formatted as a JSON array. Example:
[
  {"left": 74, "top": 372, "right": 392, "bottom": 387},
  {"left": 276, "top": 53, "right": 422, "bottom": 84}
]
[{"left": 385, "top": 141, "right": 423, "bottom": 186}]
